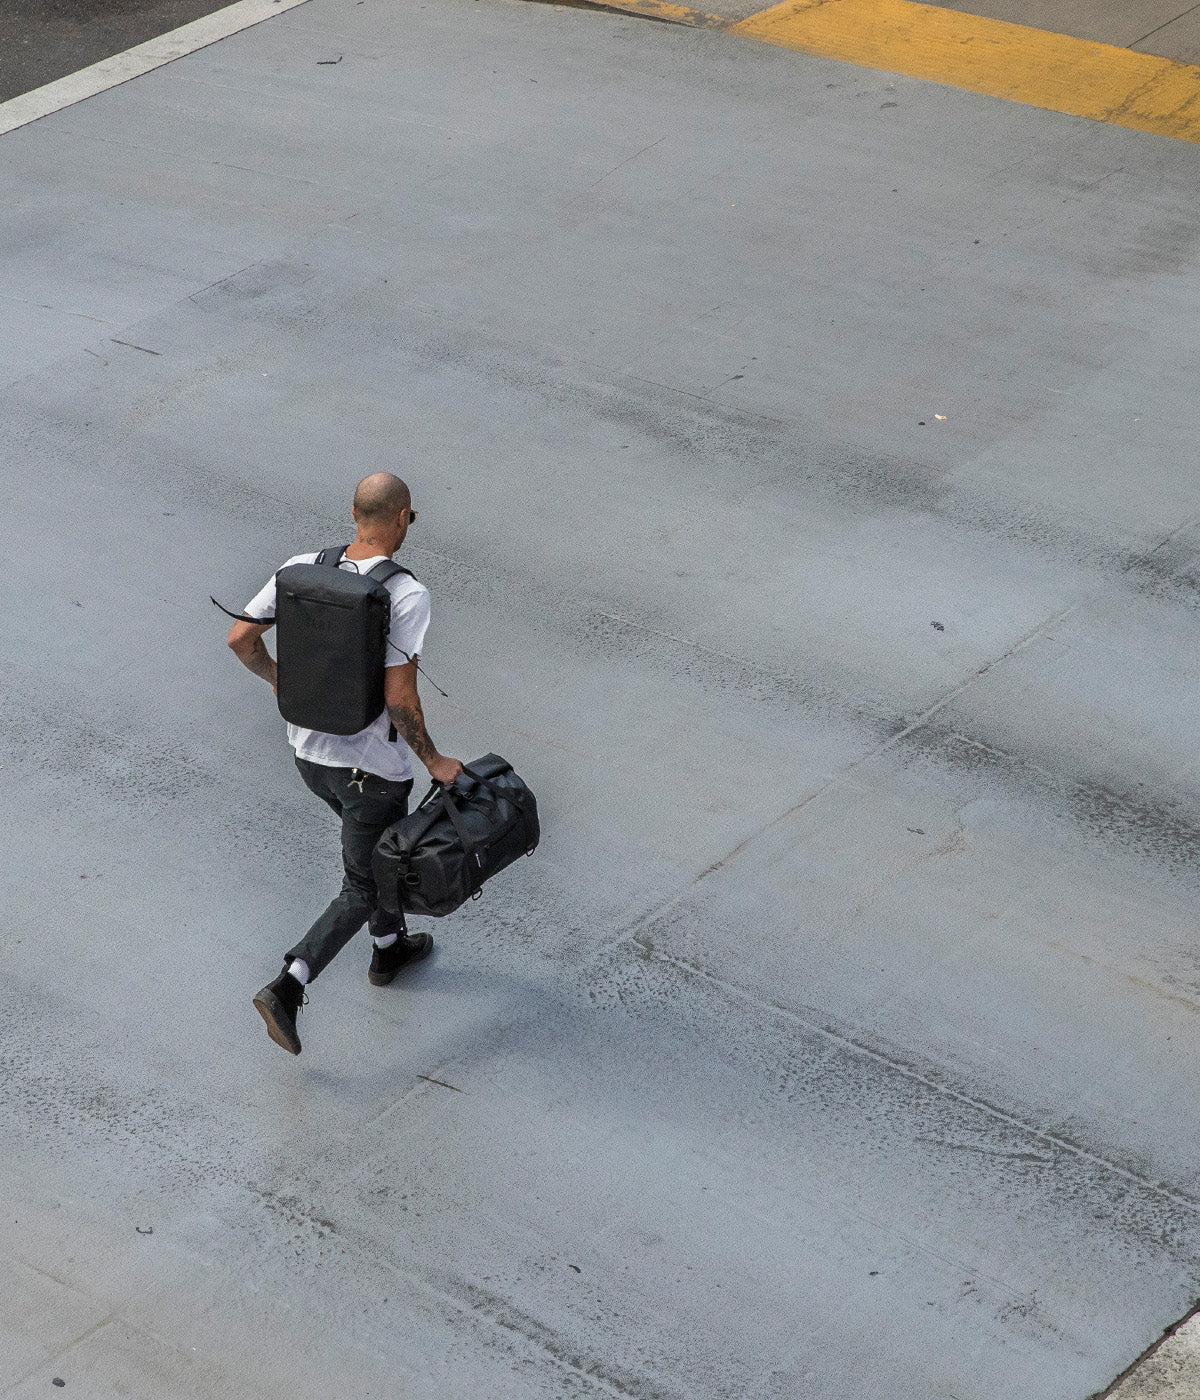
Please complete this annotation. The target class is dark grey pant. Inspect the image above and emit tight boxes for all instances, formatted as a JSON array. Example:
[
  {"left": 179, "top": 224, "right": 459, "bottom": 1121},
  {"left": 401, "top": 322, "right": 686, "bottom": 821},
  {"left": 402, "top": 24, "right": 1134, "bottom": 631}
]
[{"left": 286, "top": 757, "right": 413, "bottom": 981}]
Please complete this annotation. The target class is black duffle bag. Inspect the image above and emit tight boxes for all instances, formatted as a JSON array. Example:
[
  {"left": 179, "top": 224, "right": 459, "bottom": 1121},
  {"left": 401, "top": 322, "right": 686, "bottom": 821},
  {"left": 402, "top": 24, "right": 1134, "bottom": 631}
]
[{"left": 373, "top": 754, "right": 540, "bottom": 917}]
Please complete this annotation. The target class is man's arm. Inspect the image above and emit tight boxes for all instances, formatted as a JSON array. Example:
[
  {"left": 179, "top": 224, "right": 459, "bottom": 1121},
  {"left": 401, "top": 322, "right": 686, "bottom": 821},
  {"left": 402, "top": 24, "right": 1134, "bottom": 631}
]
[
  {"left": 227, "top": 619, "right": 278, "bottom": 691},
  {"left": 385, "top": 660, "right": 463, "bottom": 786}
]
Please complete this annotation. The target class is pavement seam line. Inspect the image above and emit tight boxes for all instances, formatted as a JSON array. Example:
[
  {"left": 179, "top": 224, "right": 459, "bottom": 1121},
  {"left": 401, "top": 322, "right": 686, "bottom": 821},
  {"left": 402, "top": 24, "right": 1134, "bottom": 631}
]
[
  {"left": 1132, "top": 1, "right": 1200, "bottom": 50},
  {"left": 643, "top": 946, "right": 1200, "bottom": 1214},
  {"left": 0, "top": 1312, "right": 120, "bottom": 1395},
  {"left": 607, "top": 500, "right": 1200, "bottom": 926},
  {"left": 595, "top": 602, "right": 1075, "bottom": 969},
  {"left": 0, "top": 0, "right": 313, "bottom": 138},
  {"left": 728, "top": 0, "right": 1200, "bottom": 144},
  {"left": 1092, "top": 1301, "right": 1200, "bottom": 1398},
  {"left": 4, "top": 1051, "right": 647, "bottom": 1400},
  {"left": 587, "top": 601, "right": 1076, "bottom": 970},
  {"left": 689, "top": 602, "right": 1077, "bottom": 886}
]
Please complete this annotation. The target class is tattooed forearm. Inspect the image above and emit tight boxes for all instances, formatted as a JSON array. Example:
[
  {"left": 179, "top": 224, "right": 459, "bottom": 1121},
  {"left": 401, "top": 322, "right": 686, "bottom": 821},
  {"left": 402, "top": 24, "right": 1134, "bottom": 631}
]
[
  {"left": 228, "top": 629, "right": 278, "bottom": 689},
  {"left": 243, "top": 639, "right": 278, "bottom": 687},
  {"left": 387, "top": 700, "right": 438, "bottom": 764}
]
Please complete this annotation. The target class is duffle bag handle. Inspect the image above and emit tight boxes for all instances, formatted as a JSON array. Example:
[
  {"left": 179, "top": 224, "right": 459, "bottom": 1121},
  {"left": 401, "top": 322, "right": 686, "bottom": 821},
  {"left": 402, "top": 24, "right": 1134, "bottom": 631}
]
[
  {"left": 419, "top": 763, "right": 506, "bottom": 805},
  {"left": 456, "top": 763, "right": 533, "bottom": 814}
]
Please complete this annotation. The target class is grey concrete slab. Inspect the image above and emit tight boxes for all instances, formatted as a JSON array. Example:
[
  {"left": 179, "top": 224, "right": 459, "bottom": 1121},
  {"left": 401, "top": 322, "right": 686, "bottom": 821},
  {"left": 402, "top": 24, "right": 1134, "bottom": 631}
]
[
  {"left": 0, "top": 1256, "right": 112, "bottom": 1390},
  {"left": 912, "top": 1, "right": 1199, "bottom": 55},
  {"left": 1133, "top": 10, "right": 1200, "bottom": 62},
  {"left": 4, "top": 2, "right": 1200, "bottom": 1398},
  {"left": 1109, "top": 1312, "right": 1200, "bottom": 1398}
]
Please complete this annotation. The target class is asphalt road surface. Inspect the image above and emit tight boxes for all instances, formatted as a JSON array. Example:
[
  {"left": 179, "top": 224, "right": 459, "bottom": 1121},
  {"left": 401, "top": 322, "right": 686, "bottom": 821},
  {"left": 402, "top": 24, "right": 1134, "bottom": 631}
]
[
  {"left": 2, "top": 1, "right": 1200, "bottom": 1397},
  {"left": 0, "top": 0, "right": 234, "bottom": 100}
]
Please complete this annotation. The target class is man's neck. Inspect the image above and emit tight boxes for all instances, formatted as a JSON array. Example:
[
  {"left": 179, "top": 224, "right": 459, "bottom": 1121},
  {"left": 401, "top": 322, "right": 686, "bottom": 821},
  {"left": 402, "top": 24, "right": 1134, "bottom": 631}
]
[{"left": 344, "top": 533, "right": 396, "bottom": 561}]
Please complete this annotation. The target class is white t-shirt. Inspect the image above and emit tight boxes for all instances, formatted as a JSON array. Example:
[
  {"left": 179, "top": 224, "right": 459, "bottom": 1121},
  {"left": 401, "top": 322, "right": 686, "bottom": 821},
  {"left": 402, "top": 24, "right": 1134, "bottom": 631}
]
[{"left": 243, "top": 552, "right": 431, "bottom": 781}]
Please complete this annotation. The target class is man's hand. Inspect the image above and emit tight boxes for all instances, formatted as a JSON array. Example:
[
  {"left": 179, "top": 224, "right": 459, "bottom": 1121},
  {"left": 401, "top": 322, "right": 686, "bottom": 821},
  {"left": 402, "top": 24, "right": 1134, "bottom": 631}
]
[
  {"left": 426, "top": 753, "right": 465, "bottom": 786},
  {"left": 385, "top": 661, "right": 463, "bottom": 784}
]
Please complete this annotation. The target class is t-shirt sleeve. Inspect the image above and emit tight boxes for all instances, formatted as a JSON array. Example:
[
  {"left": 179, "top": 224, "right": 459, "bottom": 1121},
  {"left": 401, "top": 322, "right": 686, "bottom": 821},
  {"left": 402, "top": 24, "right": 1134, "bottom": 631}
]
[
  {"left": 242, "top": 574, "right": 278, "bottom": 622},
  {"left": 385, "top": 585, "right": 432, "bottom": 665}
]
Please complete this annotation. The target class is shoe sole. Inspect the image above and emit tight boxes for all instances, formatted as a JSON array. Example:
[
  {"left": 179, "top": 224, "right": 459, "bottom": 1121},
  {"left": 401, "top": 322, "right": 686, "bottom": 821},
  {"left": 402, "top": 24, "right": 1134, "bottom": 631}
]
[
  {"left": 252, "top": 988, "right": 301, "bottom": 1055},
  {"left": 368, "top": 935, "right": 434, "bottom": 986}
]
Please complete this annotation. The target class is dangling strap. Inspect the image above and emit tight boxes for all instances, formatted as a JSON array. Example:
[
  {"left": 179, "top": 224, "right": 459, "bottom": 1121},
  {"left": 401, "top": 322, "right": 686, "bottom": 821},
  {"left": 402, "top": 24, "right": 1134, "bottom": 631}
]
[
  {"left": 211, "top": 597, "right": 273, "bottom": 624},
  {"left": 385, "top": 638, "right": 449, "bottom": 698}
]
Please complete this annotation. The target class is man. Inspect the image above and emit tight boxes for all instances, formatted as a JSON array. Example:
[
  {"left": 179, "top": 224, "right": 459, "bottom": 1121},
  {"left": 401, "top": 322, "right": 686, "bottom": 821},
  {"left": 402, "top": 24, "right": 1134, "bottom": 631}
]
[{"left": 227, "top": 472, "right": 463, "bottom": 1055}]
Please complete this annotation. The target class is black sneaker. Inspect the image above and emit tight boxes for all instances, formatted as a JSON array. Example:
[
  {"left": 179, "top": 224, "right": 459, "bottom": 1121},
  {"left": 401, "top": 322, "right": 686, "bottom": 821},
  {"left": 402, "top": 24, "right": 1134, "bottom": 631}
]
[
  {"left": 253, "top": 967, "right": 306, "bottom": 1055},
  {"left": 368, "top": 931, "right": 433, "bottom": 986}
]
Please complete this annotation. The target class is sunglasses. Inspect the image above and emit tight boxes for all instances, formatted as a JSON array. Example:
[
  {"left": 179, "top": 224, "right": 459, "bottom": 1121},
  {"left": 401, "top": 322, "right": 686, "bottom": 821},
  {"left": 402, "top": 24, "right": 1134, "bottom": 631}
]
[{"left": 408, "top": 506, "right": 418, "bottom": 522}]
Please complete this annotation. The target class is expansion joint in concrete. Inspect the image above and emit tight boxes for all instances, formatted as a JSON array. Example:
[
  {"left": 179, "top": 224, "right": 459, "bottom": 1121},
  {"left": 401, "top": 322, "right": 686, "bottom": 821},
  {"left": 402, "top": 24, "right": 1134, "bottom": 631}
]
[{"left": 637, "top": 943, "right": 1200, "bottom": 1218}]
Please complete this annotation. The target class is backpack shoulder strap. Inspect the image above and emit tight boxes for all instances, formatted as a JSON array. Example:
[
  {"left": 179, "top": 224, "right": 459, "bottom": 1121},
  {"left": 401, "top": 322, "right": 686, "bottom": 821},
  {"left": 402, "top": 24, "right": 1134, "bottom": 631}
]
[
  {"left": 366, "top": 559, "right": 416, "bottom": 583},
  {"left": 316, "top": 546, "right": 346, "bottom": 567}
]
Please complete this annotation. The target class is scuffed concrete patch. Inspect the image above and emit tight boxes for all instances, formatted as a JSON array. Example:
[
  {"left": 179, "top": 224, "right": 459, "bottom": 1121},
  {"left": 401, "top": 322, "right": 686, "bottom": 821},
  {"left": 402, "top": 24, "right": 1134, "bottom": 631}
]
[{"left": 1103, "top": 1311, "right": 1200, "bottom": 1399}]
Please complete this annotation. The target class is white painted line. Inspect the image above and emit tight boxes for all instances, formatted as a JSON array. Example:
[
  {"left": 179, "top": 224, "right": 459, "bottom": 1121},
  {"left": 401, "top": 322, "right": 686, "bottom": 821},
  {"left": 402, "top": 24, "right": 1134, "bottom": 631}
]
[{"left": 0, "top": 0, "right": 313, "bottom": 139}]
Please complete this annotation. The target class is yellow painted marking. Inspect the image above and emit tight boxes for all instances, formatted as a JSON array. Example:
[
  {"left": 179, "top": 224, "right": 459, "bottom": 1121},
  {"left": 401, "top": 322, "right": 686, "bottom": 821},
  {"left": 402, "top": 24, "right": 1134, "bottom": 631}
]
[
  {"left": 730, "top": 0, "right": 1200, "bottom": 144},
  {"left": 581, "top": 0, "right": 729, "bottom": 29}
]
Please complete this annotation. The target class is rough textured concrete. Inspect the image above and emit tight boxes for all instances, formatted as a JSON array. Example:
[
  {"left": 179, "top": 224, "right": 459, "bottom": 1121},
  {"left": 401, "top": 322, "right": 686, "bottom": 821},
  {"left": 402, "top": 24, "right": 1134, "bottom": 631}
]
[
  {"left": 2, "top": 2, "right": 1200, "bottom": 1397},
  {"left": 13, "top": 0, "right": 1200, "bottom": 105},
  {"left": 917, "top": 0, "right": 1200, "bottom": 60},
  {"left": 1107, "top": 1313, "right": 1200, "bottom": 1398},
  {"left": 1131, "top": 11, "right": 1200, "bottom": 62}
]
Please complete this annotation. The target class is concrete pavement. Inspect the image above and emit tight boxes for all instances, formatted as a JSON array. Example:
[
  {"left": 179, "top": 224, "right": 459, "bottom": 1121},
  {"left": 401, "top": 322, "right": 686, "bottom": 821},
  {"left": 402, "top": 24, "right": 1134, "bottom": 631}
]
[
  {"left": 918, "top": 0, "right": 1200, "bottom": 62},
  {"left": 1108, "top": 1312, "right": 1200, "bottom": 1398},
  {"left": 3, "top": 0, "right": 1200, "bottom": 1396}
]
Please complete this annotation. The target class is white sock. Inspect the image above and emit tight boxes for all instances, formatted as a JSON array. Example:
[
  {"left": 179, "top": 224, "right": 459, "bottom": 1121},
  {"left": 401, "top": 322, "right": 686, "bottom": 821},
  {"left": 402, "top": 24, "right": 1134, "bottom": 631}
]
[
  {"left": 372, "top": 933, "right": 399, "bottom": 949},
  {"left": 288, "top": 958, "right": 311, "bottom": 985}
]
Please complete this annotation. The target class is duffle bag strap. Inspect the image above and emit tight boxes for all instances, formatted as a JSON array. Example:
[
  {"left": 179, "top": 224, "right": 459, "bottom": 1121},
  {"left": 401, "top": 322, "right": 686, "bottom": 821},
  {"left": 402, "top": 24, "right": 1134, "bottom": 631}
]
[{"left": 437, "top": 785, "right": 485, "bottom": 898}]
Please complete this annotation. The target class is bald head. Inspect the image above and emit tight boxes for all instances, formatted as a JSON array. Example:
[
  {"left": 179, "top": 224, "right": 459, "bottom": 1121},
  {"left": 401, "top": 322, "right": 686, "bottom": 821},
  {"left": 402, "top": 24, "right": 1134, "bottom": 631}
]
[{"left": 353, "top": 472, "right": 411, "bottom": 523}]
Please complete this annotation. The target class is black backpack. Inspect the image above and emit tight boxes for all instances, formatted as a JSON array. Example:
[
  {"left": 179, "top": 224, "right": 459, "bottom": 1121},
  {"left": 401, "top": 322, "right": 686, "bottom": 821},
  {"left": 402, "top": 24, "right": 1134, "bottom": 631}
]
[
  {"left": 373, "top": 754, "right": 540, "bottom": 916},
  {"left": 274, "top": 547, "right": 413, "bottom": 735}
]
